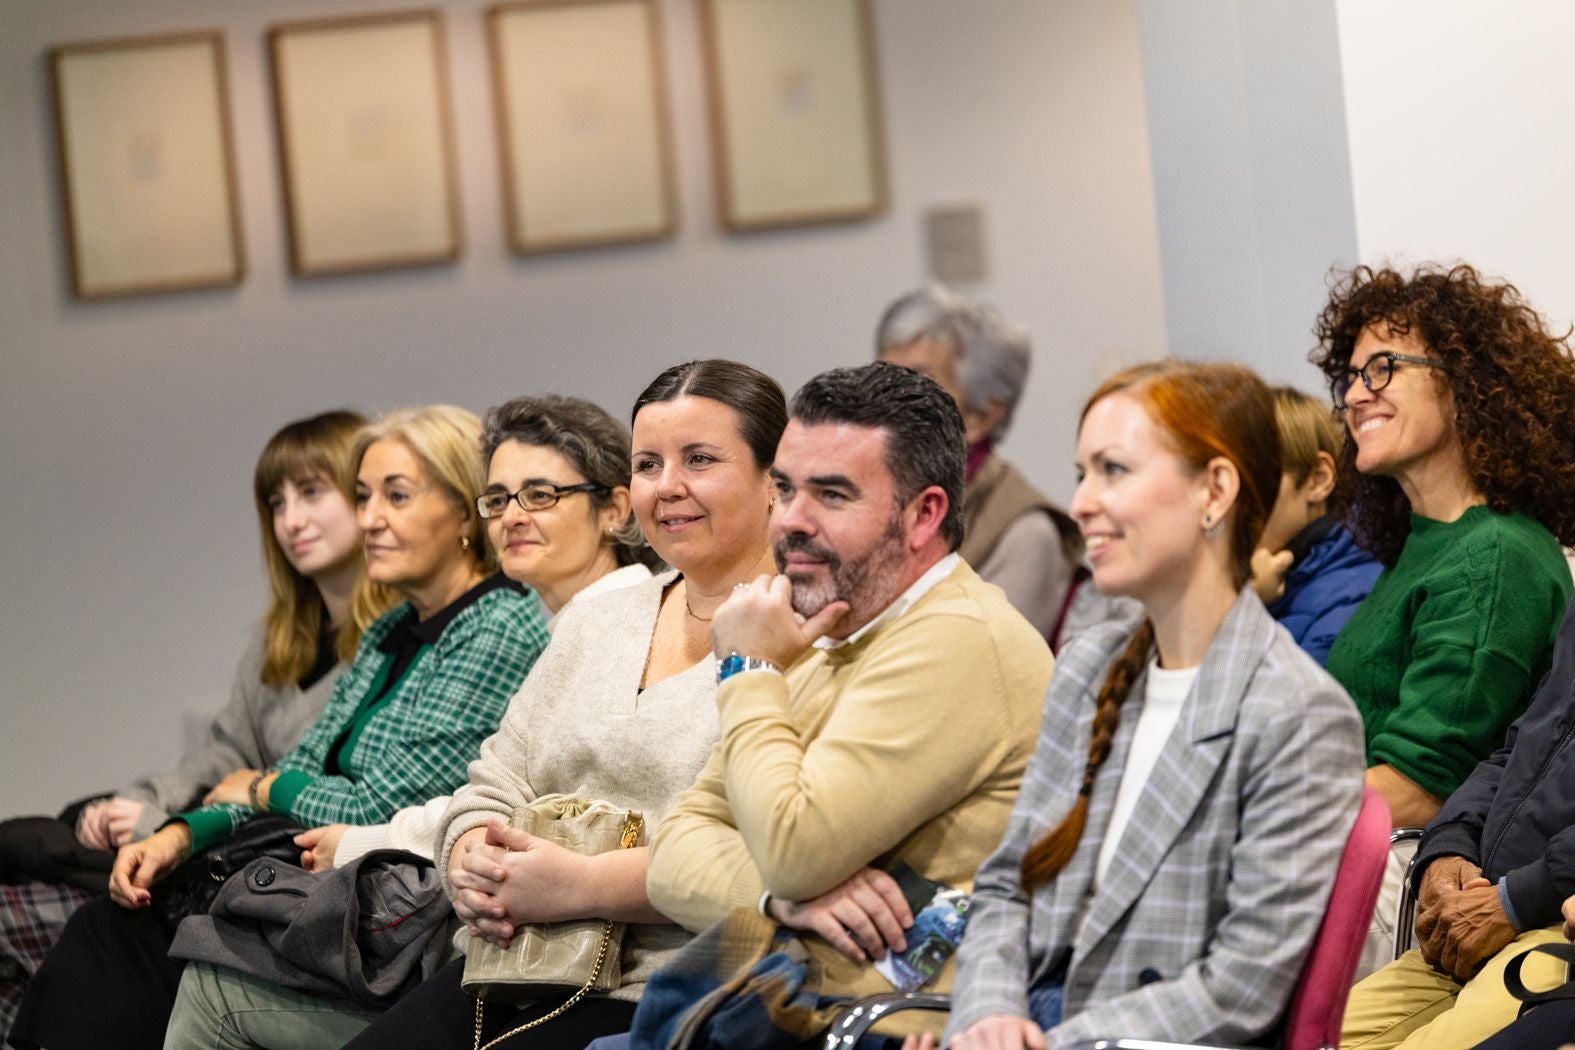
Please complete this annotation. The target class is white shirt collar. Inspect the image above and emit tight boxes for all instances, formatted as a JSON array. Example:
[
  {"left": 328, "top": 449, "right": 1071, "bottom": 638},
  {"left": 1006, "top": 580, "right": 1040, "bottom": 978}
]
[{"left": 814, "top": 552, "right": 962, "bottom": 650}]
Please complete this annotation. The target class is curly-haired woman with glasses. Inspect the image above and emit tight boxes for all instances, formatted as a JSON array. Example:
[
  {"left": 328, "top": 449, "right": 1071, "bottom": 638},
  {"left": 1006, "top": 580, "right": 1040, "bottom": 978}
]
[{"left": 1315, "top": 264, "right": 1575, "bottom": 830}]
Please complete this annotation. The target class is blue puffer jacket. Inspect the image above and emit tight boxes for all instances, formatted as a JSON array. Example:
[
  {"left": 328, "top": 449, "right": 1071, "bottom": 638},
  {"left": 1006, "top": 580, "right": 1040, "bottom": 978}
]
[
  {"left": 1416, "top": 598, "right": 1575, "bottom": 930},
  {"left": 1267, "top": 518, "right": 1382, "bottom": 666}
]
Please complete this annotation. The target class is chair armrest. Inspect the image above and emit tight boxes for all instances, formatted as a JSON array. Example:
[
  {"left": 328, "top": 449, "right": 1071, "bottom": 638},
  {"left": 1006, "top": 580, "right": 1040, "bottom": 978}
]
[
  {"left": 1390, "top": 827, "right": 1426, "bottom": 959},
  {"left": 822, "top": 992, "right": 952, "bottom": 1049}
]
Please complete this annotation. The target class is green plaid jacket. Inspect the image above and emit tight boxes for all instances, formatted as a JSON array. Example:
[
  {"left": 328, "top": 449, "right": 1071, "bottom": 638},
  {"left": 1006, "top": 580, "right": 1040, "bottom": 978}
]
[{"left": 183, "top": 584, "right": 547, "bottom": 843}]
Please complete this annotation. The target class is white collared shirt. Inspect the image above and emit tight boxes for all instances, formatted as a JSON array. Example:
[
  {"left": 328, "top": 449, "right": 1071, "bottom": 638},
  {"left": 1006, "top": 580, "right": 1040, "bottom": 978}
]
[{"left": 814, "top": 552, "right": 962, "bottom": 651}]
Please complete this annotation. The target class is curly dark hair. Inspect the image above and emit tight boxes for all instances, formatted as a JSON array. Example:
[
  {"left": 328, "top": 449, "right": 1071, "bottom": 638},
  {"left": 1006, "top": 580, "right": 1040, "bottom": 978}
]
[{"left": 1310, "top": 263, "right": 1575, "bottom": 565}]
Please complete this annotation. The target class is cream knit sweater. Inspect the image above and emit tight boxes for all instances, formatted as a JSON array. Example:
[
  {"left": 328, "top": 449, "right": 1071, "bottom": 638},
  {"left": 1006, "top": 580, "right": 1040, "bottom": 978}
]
[{"left": 438, "top": 570, "right": 717, "bottom": 1002}]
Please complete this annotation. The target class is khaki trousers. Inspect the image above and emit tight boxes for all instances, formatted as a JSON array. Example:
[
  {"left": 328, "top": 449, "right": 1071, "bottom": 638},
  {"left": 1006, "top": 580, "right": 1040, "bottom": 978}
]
[{"left": 1340, "top": 926, "right": 1567, "bottom": 1050}]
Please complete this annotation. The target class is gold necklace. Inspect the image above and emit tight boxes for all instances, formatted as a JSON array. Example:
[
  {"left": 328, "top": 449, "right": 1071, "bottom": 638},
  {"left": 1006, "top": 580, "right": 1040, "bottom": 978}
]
[{"left": 684, "top": 592, "right": 715, "bottom": 623}]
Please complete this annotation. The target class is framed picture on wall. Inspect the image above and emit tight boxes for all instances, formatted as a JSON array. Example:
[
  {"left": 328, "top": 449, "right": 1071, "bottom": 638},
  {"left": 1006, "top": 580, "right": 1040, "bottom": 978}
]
[
  {"left": 50, "top": 31, "right": 244, "bottom": 300},
  {"left": 268, "top": 10, "right": 462, "bottom": 276},
  {"left": 700, "top": 0, "right": 887, "bottom": 231},
  {"left": 488, "top": 0, "right": 677, "bottom": 253}
]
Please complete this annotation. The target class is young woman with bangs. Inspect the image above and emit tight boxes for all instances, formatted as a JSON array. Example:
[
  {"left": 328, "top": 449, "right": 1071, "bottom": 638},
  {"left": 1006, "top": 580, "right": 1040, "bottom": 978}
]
[
  {"left": 0, "top": 410, "right": 386, "bottom": 1042},
  {"left": 12, "top": 405, "right": 549, "bottom": 1050}
]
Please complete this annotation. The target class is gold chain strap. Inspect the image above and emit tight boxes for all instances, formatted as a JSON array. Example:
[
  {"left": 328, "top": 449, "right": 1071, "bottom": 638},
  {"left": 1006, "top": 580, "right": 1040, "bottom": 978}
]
[
  {"left": 472, "top": 919, "right": 613, "bottom": 1050},
  {"left": 470, "top": 812, "right": 645, "bottom": 1050}
]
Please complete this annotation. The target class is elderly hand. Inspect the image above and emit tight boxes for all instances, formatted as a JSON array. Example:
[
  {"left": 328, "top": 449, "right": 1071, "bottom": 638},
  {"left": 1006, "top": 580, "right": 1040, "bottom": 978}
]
[
  {"left": 1417, "top": 855, "right": 1483, "bottom": 914},
  {"left": 711, "top": 574, "right": 847, "bottom": 670},
  {"left": 767, "top": 867, "right": 913, "bottom": 964},
  {"left": 295, "top": 824, "right": 348, "bottom": 872},
  {"left": 108, "top": 823, "right": 191, "bottom": 909},
  {"left": 1419, "top": 876, "right": 1517, "bottom": 980},
  {"left": 203, "top": 768, "right": 263, "bottom": 808},
  {"left": 1250, "top": 548, "right": 1294, "bottom": 604},
  {"left": 1416, "top": 855, "right": 1484, "bottom": 965},
  {"left": 902, "top": 1015, "right": 1047, "bottom": 1050}
]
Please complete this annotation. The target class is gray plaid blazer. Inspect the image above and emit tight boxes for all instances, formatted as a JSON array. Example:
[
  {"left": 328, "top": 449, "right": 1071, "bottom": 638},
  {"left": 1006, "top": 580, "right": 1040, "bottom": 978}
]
[{"left": 946, "top": 589, "right": 1364, "bottom": 1047}]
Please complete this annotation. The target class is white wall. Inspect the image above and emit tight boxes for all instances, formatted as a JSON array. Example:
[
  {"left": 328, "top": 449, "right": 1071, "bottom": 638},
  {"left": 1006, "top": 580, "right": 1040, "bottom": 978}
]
[
  {"left": 1336, "top": 0, "right": 1575, "bottom": 331},
  {"left": 1136, "top": 0, "right": 1359, "bottom": 389},
  {"left": 0, "top": 0, "right": 1167, "bottom": 813}
]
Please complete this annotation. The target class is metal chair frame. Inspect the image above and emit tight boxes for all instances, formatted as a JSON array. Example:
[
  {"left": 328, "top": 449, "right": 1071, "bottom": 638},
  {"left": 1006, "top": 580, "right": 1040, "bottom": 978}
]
[{"left": 1389, "top": 827, "right": 1425, "bottom": 959}]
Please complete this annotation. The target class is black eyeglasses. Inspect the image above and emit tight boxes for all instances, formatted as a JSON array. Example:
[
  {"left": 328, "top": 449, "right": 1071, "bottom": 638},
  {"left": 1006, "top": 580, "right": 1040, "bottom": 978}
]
[
  {"left": 476, "top": 481, "right": 608, "bottom": 519},
  {"left": 1330, "top": 351, "right": 1444, "bottom": 409}
]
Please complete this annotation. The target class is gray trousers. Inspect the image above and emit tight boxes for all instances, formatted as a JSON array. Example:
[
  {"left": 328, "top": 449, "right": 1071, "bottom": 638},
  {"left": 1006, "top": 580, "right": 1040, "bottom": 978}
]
[{"left": 162, "top": 961, "right": 383, "bottom": 1050}]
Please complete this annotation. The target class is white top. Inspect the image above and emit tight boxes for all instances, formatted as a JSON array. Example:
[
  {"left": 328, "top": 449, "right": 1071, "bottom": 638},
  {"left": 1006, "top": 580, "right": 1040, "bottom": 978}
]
[{"left": 1094, "top": 659, "right": 1197, "bottom": 884}]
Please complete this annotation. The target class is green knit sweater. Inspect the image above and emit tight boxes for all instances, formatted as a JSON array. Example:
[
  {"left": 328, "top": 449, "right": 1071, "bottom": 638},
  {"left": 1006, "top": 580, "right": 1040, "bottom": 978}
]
[{"left": 1326, "top": 506, "right": 1571, "bottom": 800}]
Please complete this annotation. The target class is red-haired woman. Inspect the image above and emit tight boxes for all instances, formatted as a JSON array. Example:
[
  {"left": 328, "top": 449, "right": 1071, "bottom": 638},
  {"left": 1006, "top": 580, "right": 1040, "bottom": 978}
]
[{"left": 910, "top": 361, "right": 1365, "bottom": 1050}]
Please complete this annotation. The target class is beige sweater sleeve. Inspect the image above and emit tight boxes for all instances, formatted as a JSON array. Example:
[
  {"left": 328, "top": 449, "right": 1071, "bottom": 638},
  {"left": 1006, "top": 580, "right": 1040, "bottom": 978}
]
[{"left": 435, "top": 698, "right": 541, "bottom": 886}]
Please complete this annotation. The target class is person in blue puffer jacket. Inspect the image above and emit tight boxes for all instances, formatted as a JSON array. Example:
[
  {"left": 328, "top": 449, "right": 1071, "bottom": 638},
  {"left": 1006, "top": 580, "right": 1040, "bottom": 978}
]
[{"left": 1250, "top": 386, "right": 1381, "bottom": 665}]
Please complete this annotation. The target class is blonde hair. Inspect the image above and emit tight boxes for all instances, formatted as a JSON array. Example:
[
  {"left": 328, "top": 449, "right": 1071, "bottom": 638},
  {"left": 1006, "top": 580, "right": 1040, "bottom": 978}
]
[
  {"left": 1270, "top": 385, "right": 1343, "bottom": 484},
  {"left": 353, "top": 405, "right": 496, "bottom": 574},
  {"left": 253, "top": 411, "right": 394, "bottom": 686}
]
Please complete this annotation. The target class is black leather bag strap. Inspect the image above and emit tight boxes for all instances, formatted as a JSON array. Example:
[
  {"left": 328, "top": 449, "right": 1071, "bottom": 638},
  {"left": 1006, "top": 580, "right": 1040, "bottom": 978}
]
[{"left": 1503, "top": 942, "right": 1575, "bottom": 1017}]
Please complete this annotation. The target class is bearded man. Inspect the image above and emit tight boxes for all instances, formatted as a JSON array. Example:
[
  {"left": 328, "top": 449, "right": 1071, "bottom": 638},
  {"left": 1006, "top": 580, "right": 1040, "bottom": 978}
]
[{"left": 643, "top": 362, "right": 1053, "bottom": 1019}]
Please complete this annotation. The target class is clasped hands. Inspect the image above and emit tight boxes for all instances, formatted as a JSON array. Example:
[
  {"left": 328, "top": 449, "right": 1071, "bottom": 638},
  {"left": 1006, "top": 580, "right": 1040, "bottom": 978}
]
[
  {"left": 447, "top": 820, "right": 591, "bottom": 948},
  {"left": 76, "top": 796, "right": 146, "bottom": 851},
  {"left": 710, "top": 574, "right": 848, "bottom": 668},
  {"left": 1415, "top": 855, "right": 1518, "bottom": 981}
]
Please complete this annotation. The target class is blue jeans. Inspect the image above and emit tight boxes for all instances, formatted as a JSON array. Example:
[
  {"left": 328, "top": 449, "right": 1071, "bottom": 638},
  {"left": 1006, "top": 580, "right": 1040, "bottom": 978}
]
[{"left": 1029, "top": 979, "right": 1065, "bottom": 1030}]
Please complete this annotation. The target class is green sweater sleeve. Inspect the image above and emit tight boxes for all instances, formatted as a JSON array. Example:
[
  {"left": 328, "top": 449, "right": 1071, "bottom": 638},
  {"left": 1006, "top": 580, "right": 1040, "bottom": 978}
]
[
  {"left": 171, "top": 803, "right": 251, "bottom": 852},
  {"left": 1367, "top": 524, "right": 1570, "bottom": 799}
]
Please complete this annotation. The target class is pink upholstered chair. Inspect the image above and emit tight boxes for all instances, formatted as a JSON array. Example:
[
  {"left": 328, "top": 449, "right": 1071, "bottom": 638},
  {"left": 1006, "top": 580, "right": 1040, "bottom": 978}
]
[{"left": 822, "top": 787, "right": 1392, "bottom": 1050}]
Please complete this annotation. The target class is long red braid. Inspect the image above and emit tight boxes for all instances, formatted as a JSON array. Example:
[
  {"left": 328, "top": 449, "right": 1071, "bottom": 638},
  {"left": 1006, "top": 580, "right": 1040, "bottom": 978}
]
[{"left": 1019, "top": 361, "right": 1279, "bottom": 892}]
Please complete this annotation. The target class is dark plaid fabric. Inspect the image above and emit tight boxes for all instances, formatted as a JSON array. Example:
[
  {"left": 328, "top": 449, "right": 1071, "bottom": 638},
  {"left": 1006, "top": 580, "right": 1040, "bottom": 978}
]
[{"left": 0, "top": 881, "right": 92, "bottom": 1037}]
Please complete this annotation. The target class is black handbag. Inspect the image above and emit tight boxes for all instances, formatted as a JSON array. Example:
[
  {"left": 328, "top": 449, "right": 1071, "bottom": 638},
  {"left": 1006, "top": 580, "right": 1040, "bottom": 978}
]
[{"left": 152, "top": 813, "right": 305, "bottom": 931}]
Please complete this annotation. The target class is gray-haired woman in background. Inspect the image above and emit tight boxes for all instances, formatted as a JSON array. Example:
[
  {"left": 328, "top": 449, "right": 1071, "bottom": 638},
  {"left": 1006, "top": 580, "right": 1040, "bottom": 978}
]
[{"left": 877, "top": 285, "right": 1086, "bottom": 644}]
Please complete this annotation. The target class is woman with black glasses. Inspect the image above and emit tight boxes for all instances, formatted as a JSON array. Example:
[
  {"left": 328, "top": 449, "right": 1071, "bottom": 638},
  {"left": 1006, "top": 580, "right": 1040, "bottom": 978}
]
[
  {"left": 1310, "top": 264, "right": 1575, "bottom": 990},
  {"left": 1314, "top": 264, "right": 1575, "bottom": 831}
]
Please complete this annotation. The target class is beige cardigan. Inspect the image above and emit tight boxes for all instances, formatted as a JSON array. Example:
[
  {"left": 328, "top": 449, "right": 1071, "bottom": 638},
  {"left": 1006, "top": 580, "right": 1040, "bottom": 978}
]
[{"left": 438, "top": 570, "right": 716, "bottom": 1002}]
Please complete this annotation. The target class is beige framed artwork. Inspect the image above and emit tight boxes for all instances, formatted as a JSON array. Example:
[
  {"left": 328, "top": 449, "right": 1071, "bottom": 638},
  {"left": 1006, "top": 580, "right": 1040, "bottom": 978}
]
[
  {"left": 700, "top": 0, "right": 887, "bottom": 231},
  {"left": 50, "top": 32, "right": 244, "bottom": 300},
  {"left": 268, "top": 11, "right": 462, "bottom": 276},
  {"left": 488, "top": 0, "right": 677, "bottom": 253}
]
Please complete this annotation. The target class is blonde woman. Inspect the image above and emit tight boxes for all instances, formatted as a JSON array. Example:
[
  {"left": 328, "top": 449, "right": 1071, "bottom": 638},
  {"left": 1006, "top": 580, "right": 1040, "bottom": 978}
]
[{"left": 13, "top": 406, "right": 550, "bottom": 1050}]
